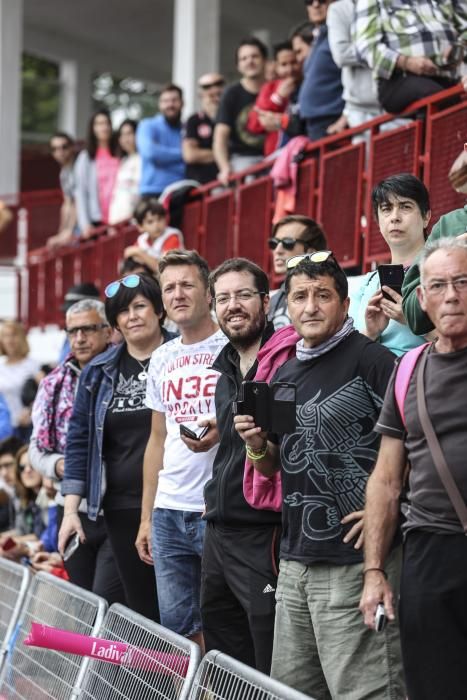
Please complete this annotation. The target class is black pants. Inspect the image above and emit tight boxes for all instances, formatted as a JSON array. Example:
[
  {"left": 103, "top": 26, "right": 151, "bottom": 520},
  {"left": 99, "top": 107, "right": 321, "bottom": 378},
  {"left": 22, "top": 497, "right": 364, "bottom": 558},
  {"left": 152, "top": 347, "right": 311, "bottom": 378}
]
[
  {"left": 57, "top": 506, "right": 126, "bottom": 605},
  {"left": 104, "top": 508, "right": 159, "bottom": 622},
  {"left": 399, "top": 530, "right": 467, "bottom": 700},
  {"left": 201, "top": 522, "right": 280, "bottom": 674},
  {"left": 377, "top": 72, "right": 457, "bottom": 114}
]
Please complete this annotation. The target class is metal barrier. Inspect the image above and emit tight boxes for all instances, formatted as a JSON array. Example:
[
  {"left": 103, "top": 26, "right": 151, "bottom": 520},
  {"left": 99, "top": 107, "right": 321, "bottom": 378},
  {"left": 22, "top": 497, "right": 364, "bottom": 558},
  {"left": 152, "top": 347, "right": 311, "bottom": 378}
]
[
  {"left": 187, "top": 650, "right": 314, "bottom": 700},
  {"left": 0, "top": 571, "right": 107, "bottom": 700},
  {"left": 0, "top": 560, "right": 31, "bottom": 675},
  {"left": 78, "top": 603, "right": 201, "bottom": 700}
]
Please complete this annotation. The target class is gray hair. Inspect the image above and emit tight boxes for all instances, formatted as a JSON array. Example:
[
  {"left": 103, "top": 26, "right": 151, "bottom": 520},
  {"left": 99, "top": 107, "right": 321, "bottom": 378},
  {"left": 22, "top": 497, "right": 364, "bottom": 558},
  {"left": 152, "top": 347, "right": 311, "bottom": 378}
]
[
  {"left": 66, "top": 298, "right": 107, "bottom": 323},
  {"left": 419, "top": 237, "right": 467, "bottom": 283}
]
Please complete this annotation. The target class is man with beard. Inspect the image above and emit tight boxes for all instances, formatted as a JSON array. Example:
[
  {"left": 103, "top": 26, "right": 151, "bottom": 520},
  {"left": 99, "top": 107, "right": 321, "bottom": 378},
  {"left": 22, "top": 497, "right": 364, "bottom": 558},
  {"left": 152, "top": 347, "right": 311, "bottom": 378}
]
[
  {"left": 137, "top": 84, "right": 185, "bottom": 198},
  {"left": 201, "top": 258, "right": 281, "bottom": 673}
]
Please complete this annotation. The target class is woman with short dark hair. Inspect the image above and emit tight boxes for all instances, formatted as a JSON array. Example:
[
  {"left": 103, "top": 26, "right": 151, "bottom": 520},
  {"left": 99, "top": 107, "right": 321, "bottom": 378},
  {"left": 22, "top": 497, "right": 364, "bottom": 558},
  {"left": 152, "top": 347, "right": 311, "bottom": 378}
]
[{"left": 59, "top": 274, "right": 175, "bottom": 620}]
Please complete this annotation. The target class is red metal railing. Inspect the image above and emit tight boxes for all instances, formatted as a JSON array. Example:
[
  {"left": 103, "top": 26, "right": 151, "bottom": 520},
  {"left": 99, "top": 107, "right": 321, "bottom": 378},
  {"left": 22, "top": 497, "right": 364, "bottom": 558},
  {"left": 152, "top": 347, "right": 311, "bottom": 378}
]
[{"left": 6, "top": 84, "right": 467, "bottom": 328}]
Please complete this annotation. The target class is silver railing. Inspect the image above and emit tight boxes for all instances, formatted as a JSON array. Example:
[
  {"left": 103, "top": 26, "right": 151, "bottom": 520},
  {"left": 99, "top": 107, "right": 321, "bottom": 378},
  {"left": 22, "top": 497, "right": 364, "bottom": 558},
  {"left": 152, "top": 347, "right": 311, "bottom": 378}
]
[{"left": 0, "top": 559, "right": 31, "bottom": 675}]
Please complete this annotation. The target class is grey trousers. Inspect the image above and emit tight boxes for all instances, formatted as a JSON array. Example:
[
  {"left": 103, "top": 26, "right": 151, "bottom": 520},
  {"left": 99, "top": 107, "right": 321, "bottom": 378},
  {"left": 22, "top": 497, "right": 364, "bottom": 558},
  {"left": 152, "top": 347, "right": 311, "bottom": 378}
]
[{"left": 271, "top": 547, "right": 405, "bottom": 700}]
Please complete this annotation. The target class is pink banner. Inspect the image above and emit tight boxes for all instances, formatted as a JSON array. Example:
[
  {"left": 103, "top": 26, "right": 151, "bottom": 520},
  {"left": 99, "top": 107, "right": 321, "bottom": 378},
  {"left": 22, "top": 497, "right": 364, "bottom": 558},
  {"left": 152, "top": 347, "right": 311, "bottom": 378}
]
[{"left": 24, "top": 623, "right": 189, "bottom": 676}]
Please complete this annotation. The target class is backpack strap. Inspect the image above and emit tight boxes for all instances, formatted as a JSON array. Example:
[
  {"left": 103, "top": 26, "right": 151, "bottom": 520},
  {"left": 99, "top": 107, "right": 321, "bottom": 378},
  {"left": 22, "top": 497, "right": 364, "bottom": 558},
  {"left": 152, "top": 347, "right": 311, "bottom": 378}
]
[{"left": 394, "top": 343, "right": 430, "bottom": 428}]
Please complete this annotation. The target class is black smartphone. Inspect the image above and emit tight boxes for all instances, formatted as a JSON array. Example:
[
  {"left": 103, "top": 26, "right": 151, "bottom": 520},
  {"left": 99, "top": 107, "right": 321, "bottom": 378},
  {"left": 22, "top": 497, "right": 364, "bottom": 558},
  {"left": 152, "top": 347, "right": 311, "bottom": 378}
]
[
  {"left": 179, "top": 424, "right": 209, "bottom": 441},
  {"left": 234, "top": 381, "right": 270, "bottom": 431},
  {"left": 378, "top": 264, "right": 404, "bottom": 301},
  {"left": 270, "top": 382, "right": 297, "bottom": 434}
]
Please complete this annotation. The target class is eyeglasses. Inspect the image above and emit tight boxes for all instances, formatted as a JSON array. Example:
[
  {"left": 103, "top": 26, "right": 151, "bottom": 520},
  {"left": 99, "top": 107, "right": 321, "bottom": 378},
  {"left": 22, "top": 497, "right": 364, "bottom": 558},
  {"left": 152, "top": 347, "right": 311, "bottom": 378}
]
[
  {"left": 66, "top": 323, "right": 109, "bottom": 337},
  {"left": 286, "top": 250, "right": 337, "bottom": 270},
  {"left": 199, "top": 80, "right": 225, "bottom": 90},
  {"left": 214, "top": 290, "right": 264, "bottom": 306},
  {"left": 105, "top": 274, "right": 141, "bottom": 298},
  {"left": 422, "top": 278, "right": 467, "bottom": 297},
  {"left": 268, "top": 237, "right": 304, "bottom": 251}
]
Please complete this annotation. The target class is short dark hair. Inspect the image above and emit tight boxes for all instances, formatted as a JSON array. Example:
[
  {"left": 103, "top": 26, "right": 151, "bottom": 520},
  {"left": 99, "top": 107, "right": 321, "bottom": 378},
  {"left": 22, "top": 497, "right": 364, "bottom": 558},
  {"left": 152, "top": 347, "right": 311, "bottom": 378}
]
[
  {"left": 372, "top": 173, "right": 431, "bottom": 219},
  {"left": 209, "top": 258, "right": 269, "bottom": 297},
  {"left": 134, "top": 198, "right": 167, "bottom": 225},
  {"left": 272, "top": 215, "right": 327, "bottom": 251},
  {"left": 289, "top": 21, "right": 314, "bottom": 45},
  {"left": 86, "top": 109, "right": 118, "bottom": 160},
  {"left": 105, "top": 273, "right": 165, "bottom": 328},
  {"left": 160, "top": 83, "right": 183, "bottom": 100},
  {"left": 236, "top": 37, "right": 268, "bottom": 63},
  {"left": 0, "top": 436, "right": 24, "bottom": 459},
  {"left": 285, "top": 258, "right": 348, "bottom": 302},
  {"left": 159, "top": 250, "right": 210, "bottom": 289},
  {"left": 273, "top": 40, "right": 294, "bottom": 59},
  {"left": 50, "top": 131, "right": 74, "bottom": 147},
  {"left": 120, "top": 257, "right": 156, "bottom": 278}
]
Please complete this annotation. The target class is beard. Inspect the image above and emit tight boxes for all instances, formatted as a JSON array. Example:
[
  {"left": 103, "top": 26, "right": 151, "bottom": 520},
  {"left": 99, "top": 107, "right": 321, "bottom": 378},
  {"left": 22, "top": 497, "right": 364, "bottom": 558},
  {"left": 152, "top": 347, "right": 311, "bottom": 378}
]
[
  {"left": 163, "top": 112, "right": 182, "bottom": 126},
  {"left": 218, "top": 309, "right": 267, "bottom": 351}
]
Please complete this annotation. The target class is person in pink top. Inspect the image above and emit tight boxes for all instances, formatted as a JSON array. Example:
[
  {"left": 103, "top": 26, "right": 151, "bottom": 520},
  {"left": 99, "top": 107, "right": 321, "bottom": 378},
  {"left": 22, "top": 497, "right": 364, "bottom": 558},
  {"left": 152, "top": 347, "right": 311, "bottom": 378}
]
[
  {"left": 123, "top": 198, "right": 184, "bottom": 273},
  {"left": 74, "top": 110, "right": 119, "bottom": 238}
]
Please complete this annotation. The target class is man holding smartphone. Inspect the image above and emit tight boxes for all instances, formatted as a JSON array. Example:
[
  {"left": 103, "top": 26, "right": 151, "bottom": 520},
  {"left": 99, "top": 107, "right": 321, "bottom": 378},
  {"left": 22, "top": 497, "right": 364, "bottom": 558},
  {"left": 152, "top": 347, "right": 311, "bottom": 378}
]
[{"left": 136, "top": 250, "right": 226, "bottom": 647}]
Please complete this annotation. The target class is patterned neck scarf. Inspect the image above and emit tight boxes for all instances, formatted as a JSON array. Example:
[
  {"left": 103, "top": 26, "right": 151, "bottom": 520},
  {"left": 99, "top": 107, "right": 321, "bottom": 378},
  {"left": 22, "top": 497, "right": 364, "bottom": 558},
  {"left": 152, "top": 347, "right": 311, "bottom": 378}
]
[{"left": 296, "top": 317, "right": 355, "bottom": 361}]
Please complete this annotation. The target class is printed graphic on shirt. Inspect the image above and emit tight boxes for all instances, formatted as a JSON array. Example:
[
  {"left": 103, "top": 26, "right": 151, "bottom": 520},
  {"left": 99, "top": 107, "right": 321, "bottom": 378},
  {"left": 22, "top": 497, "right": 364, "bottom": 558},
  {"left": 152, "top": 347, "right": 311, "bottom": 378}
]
[
  {"left": 281, "top": 377, "right": 383, "bottom": 542},
  {"left": 108, "top": 372, "right": 148, "bottom": 413}
]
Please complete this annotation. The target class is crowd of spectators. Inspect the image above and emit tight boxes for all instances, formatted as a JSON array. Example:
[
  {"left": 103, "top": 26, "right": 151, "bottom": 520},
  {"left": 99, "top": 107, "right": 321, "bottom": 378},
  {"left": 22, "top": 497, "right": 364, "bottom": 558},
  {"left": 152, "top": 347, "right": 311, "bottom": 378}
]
[{"left": 0, "top": 2, "right": 467, "bottom": 697}]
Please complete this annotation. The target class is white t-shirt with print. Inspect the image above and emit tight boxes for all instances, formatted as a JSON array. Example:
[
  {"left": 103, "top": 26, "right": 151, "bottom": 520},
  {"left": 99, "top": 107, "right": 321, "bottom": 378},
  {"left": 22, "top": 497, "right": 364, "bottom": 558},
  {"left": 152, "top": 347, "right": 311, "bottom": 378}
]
[{"left": 145, "top": 329, "right": 227, "bottom": 511}]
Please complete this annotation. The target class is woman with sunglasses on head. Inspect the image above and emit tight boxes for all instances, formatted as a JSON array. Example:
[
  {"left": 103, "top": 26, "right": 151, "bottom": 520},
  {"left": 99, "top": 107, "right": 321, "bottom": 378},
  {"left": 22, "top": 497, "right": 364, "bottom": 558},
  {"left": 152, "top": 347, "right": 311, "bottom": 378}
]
[
  {"left": 59, "top": 274, "right": 176, "bottom": 621},
  {"left": 74, "top": 109, "right": 119, "bottom": 239},
  {"left": 268, "top": 215, "right": 327, "bottom": 329}
]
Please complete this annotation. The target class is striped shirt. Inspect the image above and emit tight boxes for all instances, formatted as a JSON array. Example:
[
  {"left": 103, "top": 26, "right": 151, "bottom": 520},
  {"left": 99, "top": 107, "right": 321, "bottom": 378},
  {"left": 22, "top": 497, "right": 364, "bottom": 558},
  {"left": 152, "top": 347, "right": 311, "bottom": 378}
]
[{"left": 353, "top": 0, "right": 467, "bottom": 80}]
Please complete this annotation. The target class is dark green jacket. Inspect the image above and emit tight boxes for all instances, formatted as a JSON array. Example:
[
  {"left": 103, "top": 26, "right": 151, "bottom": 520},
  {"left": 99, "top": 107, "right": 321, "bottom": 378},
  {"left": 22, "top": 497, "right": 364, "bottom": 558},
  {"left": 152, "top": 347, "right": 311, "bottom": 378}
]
[{"left": 402, "top": 205, "right": 467, "bottom": 335}]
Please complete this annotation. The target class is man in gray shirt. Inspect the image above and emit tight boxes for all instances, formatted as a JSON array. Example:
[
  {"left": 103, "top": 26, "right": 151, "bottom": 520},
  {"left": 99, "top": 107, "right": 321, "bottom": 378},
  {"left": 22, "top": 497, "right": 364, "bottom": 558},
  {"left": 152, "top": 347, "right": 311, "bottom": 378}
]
[
  {"left": 360, "top": 236, "right": 467, "bottom": 700},
  {"left": 46, "top": 132, "right": 77, "bottom": 249}
]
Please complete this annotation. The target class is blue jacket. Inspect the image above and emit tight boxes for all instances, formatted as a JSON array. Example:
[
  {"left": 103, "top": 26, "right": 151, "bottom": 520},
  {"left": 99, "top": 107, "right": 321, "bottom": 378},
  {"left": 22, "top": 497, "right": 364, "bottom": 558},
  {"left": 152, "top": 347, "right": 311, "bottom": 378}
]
[
  {"left": 298, "top": 25, "right": 344, "bottom": 120},
  {"left": 62, "top": 333, "right": 175, "bottom": 520},
  {"left": 0, "top": 394, "right": 12, "bottom": 440},
  {"left": 136, "top": 115, "right": 185, "bottom": 194}
]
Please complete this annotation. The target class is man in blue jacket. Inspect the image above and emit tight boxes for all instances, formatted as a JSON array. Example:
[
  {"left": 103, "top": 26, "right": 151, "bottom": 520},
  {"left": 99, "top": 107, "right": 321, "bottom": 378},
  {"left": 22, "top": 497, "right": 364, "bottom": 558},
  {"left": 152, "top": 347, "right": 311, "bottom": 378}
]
[{"left": 137, "top": 84, "right": 185, "bottom": 198}]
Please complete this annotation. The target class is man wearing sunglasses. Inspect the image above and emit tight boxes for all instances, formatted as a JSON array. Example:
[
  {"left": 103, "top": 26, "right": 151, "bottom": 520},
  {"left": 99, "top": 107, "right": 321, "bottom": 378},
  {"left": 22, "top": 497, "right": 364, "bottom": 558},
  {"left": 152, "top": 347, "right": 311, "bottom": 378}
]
[
  {"left": 268, "top": 215, "right": 327, "bottom": 329},
  {"left": 235, "top": 252, "right": 404, "bottom": 698},
  {"left": 183, "top": 73, "right": 225, "bottom": 185},
  {"left": 46, "top": 132, "right": 77, "bottom": 250}
]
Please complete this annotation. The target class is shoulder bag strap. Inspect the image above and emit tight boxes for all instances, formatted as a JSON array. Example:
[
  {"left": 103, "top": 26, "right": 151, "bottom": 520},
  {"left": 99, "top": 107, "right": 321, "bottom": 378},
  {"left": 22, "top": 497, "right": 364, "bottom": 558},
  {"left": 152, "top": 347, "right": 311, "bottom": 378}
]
[{"left": 417, "top": 347, "right": 467, "bottom": 534}]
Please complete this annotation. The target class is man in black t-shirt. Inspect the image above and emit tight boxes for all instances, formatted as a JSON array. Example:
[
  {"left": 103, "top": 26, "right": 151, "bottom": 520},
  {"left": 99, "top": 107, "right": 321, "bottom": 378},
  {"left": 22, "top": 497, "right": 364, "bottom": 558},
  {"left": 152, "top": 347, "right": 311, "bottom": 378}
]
[
  {"left": 213, "top": 37, "right": 267, "bottom": 186},
  {"left": 182, "top": 73, "right": 225, "bottom": 185},
  {"left": 361, "top": 238, "right": 467, "bottom": 700},
  {"left": 235, "top": 253, "right": 404, "bottom": 699}
]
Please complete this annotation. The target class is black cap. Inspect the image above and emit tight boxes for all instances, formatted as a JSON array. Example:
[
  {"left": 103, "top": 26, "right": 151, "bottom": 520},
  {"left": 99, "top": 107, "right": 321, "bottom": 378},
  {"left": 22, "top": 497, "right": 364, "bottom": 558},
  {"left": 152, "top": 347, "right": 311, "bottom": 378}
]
[{"left": 61, "top": 282, "right": 100, "bottom": 313}]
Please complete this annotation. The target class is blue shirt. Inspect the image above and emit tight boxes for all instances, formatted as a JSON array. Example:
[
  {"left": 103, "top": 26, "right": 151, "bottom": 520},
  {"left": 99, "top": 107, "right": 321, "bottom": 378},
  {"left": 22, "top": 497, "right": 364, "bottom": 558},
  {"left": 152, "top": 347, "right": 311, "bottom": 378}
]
[
  {"left": 298, "top": 25, "right": 344, "bottom": 120},
  {"left": 136, "top": 115, "right": 185, "bottom": 195},
  {"left": 349, "top": 271, "right": 425, "bottom": 356}
]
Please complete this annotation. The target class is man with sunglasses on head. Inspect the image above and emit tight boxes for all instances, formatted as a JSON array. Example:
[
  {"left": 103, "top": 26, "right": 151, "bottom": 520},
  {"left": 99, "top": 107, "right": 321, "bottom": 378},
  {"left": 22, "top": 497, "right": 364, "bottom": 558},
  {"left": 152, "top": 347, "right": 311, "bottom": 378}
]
[
  {"left": 201, "top": 258, "right": 280, "bottom": 674},
  {"left": 183, "top": 73, "right": 225, "bottom": 185},
  {"left": 235, "top": 251, "right": 405, "bottom": 698},
  {"left": 46, "top": 132, "right": 77, "bottom": 249},
  {"left": 268, "top": 215, "right": 327, "bottom": 329}
]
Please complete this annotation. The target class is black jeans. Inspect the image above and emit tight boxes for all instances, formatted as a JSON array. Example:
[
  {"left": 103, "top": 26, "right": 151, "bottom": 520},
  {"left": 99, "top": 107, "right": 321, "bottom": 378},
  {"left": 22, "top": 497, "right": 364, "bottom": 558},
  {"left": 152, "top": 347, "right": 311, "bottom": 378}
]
[
  {"left": 104, "top": 508, "right": 160, "bottom": 622},
  {"left": 377, "top": 72, "right": 457, "bottom": 114},
  {"left": 57, "top": 506, "right": 126, "bottom": 605},
  {"left": 399, "top": 530, "right": 467, "bottom": 700},
  {"left": 201, "top": 522, "right": 280, "bottom": 674}
]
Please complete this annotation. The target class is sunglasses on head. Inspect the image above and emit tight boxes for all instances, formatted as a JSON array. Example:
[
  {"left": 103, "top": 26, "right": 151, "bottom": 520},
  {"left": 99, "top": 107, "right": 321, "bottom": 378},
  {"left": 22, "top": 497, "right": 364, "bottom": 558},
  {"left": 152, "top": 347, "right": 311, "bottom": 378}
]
[
  {"left": 268, "top": 236, "right": 305, "bottom": 251},
  {"left": 104, "top": 274, "right": 141, "bottom": 298},
  {"left": 286, "top": 250, "right": 338, "bottom": 270},
  {"left": 199, "top": 79, "right": 225, "bottom": 90}
]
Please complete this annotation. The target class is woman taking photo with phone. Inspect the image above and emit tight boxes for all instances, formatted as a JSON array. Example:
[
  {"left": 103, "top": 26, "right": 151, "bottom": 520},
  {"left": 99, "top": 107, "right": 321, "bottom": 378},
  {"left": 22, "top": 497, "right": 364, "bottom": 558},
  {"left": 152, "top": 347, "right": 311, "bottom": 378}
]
[
  {"left": 349, "top": 174, "right": 431, "bottom": 356},
  {"left": 58, "top": 274, "right": 175, "bottom": 621}
]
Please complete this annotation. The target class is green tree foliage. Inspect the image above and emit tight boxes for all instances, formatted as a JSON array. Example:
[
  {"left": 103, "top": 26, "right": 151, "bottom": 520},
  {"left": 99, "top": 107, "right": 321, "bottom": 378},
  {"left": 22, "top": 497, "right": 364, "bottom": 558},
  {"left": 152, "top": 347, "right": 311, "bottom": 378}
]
[{"left": 21, "top": 54, "right": 60, "bottom": 143}]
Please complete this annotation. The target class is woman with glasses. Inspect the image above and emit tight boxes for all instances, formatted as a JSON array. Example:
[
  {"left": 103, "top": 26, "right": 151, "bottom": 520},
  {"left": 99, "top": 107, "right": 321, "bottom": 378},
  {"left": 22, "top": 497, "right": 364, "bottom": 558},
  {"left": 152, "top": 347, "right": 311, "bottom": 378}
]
[
  {"left": 74, "top": 109, "right": 119, "bottom": 239},
  {"left": 349, "top": 174, "right": 431, "bottom": 356},
  {"left": 59, "top": 274, "right": 176, "bottom": 621}
]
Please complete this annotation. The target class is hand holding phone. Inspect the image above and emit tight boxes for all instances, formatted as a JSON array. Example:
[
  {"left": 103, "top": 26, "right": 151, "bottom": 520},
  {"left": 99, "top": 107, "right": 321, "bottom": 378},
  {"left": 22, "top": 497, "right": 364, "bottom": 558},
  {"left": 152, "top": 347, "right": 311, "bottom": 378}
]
[
  {"left": 377, "top": 264, "right": 404, "bottom": 301},
  {"left": 374, "top": 603, "right": 387, "bottom": 632},
  {"left": 179, "top": 424, "right": 210, "bottom": 441},
  {"left": 62, "top": 532, "right": 80, "bottom": 562}
]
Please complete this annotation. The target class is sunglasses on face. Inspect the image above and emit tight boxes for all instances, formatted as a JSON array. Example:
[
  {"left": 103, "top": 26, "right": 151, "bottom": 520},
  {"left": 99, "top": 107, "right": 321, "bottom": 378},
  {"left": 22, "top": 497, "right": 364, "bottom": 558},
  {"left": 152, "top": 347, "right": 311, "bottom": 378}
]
[
  {"left": 268, "top": 237, "right": 305, "bottom": 251},
  {"left": 199, "top": 80, "right": 225, "bottom": 90},
  {"left": 104, "top": 274, "right": 141, "bottom": 298},
  {"left": 66, "top": 323, "right": 109, "bottom": 338},
  {"left": 286, "top": 249, "right": 338, "bottom": 270}
]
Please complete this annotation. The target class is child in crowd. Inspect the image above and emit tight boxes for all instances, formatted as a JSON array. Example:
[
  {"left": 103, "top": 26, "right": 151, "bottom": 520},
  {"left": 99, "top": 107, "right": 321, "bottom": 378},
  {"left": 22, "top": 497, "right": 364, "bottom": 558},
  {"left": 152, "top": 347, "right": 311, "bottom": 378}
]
[{"left": 123, "top": 198, "right": 184, "bottom": 272}]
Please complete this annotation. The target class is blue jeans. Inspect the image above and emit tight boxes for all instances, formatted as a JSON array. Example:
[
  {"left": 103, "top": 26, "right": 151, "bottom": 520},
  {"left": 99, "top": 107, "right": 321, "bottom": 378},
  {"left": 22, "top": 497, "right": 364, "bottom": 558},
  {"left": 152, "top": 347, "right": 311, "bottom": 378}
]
[{"left": 152, "top": 508, "right": 206, "bottom": 636}]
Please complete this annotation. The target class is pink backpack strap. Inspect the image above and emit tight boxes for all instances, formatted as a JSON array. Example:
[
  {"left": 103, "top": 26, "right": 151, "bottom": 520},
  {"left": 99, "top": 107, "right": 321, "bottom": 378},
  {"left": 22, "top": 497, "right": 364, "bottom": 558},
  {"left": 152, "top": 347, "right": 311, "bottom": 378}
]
[{"left": 394, "top": 343, "right": 430, "bottom": 428}]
